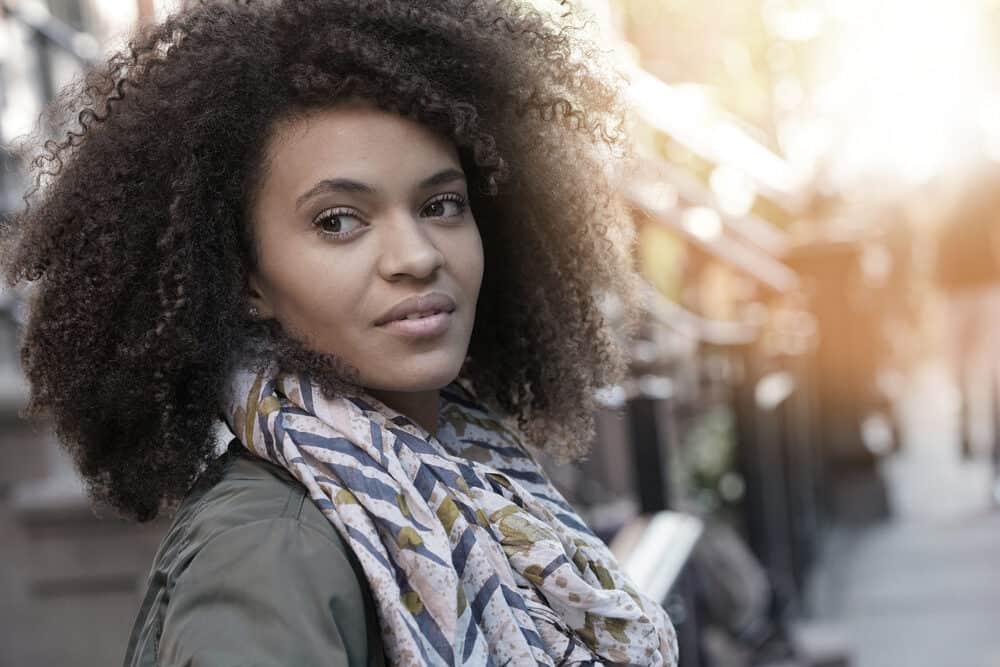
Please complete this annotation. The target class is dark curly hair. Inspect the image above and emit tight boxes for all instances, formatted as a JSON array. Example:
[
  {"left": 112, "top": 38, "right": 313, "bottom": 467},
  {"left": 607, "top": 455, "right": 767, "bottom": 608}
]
[{"left": 1, "top": 0, "right": 639, "bottom": 521}]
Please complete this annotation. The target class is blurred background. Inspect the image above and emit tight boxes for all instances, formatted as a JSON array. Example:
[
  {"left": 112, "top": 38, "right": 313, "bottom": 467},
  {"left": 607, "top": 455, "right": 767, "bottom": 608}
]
[{"left": 3, "top": 0, "right": 1000, "bottom": 665}]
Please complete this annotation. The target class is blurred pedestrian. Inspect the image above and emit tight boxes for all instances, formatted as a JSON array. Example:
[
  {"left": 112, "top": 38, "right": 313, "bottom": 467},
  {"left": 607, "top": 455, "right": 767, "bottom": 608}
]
[{"left": 934, "top": 171, "right": 1000, "bottom": 474}]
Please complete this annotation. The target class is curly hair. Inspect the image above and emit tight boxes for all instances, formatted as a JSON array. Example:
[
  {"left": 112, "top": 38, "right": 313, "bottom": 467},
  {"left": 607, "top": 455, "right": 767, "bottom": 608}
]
[{"left": 1, "top": 0, "right": 639, "bottom": 521}]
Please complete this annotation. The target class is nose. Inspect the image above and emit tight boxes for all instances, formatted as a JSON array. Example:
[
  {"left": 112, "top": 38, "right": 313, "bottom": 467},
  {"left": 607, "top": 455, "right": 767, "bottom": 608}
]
[{"left": 376, "top": 212, "right": 444, "bottom": 281}]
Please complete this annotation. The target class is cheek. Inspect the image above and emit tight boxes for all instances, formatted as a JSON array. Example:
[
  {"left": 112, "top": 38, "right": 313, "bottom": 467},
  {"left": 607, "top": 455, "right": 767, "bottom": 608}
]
[
  {"left": 451, "top": 224, "right": 485, "bottom": 299},
  {"left": 258, "top": 243, "right": 369, "bottom": 340}
]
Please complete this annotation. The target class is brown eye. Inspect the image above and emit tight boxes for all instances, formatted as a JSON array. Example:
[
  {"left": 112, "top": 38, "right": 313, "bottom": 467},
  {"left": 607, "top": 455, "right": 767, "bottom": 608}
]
[
  {"left": 421, "top": 195, "right": 466, "bottom": 218},
  {"left": 314, "top": 209, "right": 365, "bottom": 238}
]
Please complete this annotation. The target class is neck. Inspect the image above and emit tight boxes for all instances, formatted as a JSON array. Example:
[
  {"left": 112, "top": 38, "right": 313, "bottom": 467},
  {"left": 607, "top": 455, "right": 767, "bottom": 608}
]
[{"left": 367, "top": 388, "right": 441, "bottom": 435}]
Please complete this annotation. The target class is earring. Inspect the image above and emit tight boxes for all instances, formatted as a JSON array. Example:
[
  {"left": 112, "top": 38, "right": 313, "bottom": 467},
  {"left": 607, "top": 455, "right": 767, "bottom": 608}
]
[{"left": 249, "top": 305, "right": 260, "bottom": 318}]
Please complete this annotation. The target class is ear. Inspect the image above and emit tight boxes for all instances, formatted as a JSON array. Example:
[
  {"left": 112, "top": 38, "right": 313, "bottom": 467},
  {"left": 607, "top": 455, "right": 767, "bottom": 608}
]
[{"left": 245, "top": 271, "right": 276, "bottom": 319}]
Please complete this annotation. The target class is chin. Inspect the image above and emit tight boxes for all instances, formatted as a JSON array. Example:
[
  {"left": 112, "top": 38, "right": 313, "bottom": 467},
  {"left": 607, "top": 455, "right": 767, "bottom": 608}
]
[{"left": 365, "top": 358, "right": 465, "bottom": 393}]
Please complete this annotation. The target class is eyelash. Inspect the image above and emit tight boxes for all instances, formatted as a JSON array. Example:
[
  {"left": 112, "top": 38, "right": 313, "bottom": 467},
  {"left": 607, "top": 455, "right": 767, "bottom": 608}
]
[
  {"left": 313, "top": 208, "right": 362, "bottom": 240},
  {"left": 422, "top": 193, "right": 467, "bottom": 219},
  {"left": 312, "top": 193, "right": 468, "bottom": 240}
]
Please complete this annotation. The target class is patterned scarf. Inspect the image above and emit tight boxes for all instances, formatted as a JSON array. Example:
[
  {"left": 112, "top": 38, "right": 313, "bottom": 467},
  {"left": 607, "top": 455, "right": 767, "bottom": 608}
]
[{"left": 223, "top": 364, "right": 678, "bottom": 666}]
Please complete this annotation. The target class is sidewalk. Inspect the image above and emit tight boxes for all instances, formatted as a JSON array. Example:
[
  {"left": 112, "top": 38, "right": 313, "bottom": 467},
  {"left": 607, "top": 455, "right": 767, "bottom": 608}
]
[{"left": 809, "top": 362, "right": 1000, "bottom": 667}]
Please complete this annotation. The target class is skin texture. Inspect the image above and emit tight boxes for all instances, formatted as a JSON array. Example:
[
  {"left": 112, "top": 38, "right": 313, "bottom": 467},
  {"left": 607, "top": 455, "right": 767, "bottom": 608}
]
[
  {"left": 248, "top": 106, "right": 484, "bottom": 432},
  {"left": 1, "top": 0, "right": 639, "bottom": 521}
]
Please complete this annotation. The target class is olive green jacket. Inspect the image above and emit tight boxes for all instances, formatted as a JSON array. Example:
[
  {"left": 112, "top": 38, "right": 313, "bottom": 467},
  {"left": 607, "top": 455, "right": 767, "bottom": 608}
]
[{"left": 123, "top": 443, "right": 386, "bottom": 666}]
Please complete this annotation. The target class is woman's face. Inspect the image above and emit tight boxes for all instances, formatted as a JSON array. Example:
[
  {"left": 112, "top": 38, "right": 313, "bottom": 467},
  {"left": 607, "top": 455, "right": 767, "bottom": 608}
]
[{"left": 247, "top": 105, "right": 484, "bottom": 394}]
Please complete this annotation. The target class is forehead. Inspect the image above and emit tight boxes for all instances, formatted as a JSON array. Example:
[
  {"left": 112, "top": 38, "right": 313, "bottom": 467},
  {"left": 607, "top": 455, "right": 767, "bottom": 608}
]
[{"left": 261, "top": 105, "right": 461, "bottom": 190}]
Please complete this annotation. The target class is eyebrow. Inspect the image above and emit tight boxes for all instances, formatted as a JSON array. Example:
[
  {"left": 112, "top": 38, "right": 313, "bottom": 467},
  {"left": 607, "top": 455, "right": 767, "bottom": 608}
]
[{"left": 294, "top": 167, "right": 466, "bottom": 210}]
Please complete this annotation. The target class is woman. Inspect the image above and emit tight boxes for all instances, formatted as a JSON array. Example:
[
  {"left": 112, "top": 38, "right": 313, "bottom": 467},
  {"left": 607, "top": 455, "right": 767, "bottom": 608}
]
[{"left": 2, "top": 0, "right": 678, "bottom": 665}]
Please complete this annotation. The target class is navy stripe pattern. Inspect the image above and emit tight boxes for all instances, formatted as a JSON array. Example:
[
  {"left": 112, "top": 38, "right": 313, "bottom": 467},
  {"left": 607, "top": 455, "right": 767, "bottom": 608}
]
[{"left": 224, "top": 366, "right": 678, "bottom": 666}]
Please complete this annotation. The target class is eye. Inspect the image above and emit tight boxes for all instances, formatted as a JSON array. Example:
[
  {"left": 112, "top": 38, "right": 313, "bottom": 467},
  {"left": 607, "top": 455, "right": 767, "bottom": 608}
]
[
  {"left": 313, "top": 208, "right": 366, "bottom": 239},
  {"left": 421, "top": 194, "right": 467, "bottom": 219}
]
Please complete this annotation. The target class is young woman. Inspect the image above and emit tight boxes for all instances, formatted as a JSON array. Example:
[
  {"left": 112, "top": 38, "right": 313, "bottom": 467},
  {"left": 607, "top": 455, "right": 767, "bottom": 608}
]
[{"left": 2, "top": 1, "right": 678, "bottom": 664}]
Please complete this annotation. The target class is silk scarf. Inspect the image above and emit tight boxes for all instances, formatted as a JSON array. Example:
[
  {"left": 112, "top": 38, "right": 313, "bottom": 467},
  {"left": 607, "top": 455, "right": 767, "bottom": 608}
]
[{"left": 223, "top": 364, "right": 678, "bottom": 666}]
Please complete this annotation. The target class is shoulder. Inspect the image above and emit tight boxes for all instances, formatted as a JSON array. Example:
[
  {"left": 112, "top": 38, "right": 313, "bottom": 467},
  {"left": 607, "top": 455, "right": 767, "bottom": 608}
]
[
  {"left": 124, "top": 443, "right": 384, "bottom": 667},
  {"left": 174, "top": 442, "right": 338, "bottom": 544}
]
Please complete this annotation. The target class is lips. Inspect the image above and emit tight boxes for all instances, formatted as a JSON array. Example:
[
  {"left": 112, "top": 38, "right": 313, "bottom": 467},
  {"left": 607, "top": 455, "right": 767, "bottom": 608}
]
[{"left": 374, "top": 292, "right": 457, "bottom": 326}]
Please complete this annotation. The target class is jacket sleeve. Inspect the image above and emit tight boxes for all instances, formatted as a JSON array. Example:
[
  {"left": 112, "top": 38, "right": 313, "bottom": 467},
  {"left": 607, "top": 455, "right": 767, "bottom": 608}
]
[{"left": 158, "top": 517, "right": 372, "bottom": 667}]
